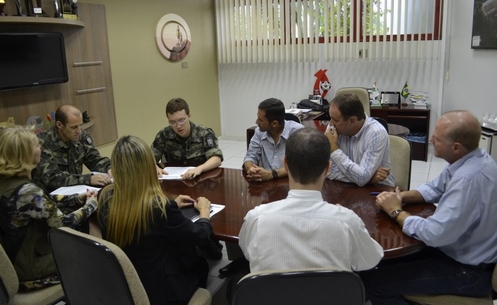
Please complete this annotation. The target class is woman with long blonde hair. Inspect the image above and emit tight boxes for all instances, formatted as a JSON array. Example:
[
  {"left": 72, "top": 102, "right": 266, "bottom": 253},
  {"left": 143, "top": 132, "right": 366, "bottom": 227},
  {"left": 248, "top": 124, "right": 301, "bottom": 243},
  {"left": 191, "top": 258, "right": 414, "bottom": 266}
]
[
  {"left": 98, "top": 135, "right": 212, "bottom": 305},
  {"left": 0, "top": 126, "right": 97, "bottom": 291}
]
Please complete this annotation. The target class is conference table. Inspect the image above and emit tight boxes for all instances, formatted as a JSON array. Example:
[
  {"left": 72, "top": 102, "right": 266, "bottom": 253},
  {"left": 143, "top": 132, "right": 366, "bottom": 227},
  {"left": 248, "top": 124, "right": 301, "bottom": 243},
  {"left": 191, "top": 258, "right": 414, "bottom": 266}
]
[{"left": 161, "top": 167, "right": 435, "bottom": 260}]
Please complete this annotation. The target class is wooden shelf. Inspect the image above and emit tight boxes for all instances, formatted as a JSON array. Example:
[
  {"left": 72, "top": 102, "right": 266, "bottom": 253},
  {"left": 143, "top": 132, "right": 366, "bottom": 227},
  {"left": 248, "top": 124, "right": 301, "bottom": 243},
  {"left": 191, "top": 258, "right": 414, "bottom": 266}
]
[{"left": 0, "top": 16, "right": 84, "bottom": 27}]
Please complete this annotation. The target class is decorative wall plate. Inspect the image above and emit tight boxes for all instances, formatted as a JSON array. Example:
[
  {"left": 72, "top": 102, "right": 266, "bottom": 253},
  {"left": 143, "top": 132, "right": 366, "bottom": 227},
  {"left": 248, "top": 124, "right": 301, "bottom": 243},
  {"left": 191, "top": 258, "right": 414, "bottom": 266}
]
[{"left": 156, "top": 14, "right": 191, "bottom": 61}]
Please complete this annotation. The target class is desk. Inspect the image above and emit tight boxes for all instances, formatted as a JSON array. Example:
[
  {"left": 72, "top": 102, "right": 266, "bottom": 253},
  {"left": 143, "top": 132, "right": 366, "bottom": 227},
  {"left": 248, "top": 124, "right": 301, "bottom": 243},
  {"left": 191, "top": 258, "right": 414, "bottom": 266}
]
[{"left": 161, "top": 168, "right": 435, "bottom": 259}]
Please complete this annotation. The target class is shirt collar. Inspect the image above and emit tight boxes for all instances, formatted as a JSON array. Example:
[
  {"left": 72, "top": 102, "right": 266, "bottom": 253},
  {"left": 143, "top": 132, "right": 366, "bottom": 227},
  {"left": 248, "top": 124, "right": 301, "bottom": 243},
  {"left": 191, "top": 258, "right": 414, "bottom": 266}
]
[
  {"left": 350, "top": 114, "right": 370, "bottom": 139},
  {"left": 446, "top": 148, "right": 482, "bottom": 176}
]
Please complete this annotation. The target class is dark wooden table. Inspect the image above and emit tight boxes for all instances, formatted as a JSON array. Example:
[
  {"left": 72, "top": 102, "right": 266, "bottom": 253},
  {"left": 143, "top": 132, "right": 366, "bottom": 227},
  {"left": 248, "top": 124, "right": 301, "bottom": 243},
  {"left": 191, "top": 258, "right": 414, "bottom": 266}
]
[{"left": 161, "top": 168, "right": 435, "bottom": 259}]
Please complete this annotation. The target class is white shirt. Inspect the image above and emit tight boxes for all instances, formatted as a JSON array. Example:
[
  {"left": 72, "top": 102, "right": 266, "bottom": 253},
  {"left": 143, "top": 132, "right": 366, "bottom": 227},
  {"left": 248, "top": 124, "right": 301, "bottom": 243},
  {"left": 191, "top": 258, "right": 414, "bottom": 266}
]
[{"left": 239, "top": 190, "right": 383, "bottom": 272}]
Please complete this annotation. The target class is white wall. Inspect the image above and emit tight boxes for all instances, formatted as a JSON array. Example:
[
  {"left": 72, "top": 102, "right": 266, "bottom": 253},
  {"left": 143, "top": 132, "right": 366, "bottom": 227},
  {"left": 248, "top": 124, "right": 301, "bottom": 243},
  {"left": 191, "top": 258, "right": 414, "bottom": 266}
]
[{"left": 442, "top": 0, "right": 497, "bottom": 119}]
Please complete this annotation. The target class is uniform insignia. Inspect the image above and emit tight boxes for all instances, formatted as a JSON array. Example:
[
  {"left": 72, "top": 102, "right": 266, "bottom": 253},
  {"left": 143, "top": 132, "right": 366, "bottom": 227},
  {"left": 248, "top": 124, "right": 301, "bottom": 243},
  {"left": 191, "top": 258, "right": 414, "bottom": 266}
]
[
  {"left": 86, "top": 137, "right": 93, "bottom": 145},
  {"left": 206, "top": 137, "right": 214, "bottom": 147}
]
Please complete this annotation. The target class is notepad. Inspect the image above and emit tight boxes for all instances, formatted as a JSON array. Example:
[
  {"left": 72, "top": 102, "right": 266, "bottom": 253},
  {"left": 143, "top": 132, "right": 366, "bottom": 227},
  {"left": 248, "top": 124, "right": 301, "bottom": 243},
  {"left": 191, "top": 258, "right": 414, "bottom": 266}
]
[
  {"left": 159, "top": 167, "right": 195, "bottom": 180},
  {"left": 180, "top": 203, "right": 225, "bottom": 222},
  {"left": 50, "top": 185, "right": 101, "bottom": 196}
]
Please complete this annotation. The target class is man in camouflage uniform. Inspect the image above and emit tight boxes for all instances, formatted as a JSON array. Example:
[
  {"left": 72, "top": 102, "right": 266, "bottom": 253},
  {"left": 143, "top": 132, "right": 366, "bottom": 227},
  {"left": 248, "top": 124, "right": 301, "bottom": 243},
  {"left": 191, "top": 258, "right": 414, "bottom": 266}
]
[
  {"left": 152, "top": 97, "right": 224, "bottom": 260},
  {"left": 152, "top": 98, "right": 223, "bottom": 180},
  {"left": 32, "top": 105, "right": 111, "bottom": 193}
]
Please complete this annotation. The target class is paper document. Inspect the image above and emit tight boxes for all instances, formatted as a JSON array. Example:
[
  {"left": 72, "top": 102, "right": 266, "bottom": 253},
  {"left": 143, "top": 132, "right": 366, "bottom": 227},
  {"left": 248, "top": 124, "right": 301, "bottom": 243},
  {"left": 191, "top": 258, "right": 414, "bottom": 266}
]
[
  {"left": 50, "top": 185, "right": 101, "bottom": 196},
  {"left": 181, "top": 203, "right": 225, "bottom": 222},
  {"left": 159, "top": 167, "right": 195, "bottom": 180}
]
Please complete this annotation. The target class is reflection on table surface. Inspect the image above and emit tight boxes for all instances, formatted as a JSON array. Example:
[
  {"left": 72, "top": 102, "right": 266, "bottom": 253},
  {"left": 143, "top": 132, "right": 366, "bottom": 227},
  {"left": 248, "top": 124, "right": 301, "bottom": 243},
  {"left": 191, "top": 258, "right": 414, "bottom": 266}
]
[{"left": 161, "top": 167, "right": 435, "bottom": 259}]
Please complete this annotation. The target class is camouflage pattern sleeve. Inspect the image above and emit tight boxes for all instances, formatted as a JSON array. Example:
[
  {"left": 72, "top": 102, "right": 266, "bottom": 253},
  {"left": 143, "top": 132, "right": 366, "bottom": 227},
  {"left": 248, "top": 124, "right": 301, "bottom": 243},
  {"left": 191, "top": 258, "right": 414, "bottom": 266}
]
[
  {"left": 15, "top": 183, "right": 97, "bottom": 228},
  {"left": 201, "top": 127, "right": 224, "bottom": 161},
  {"left": 80, "top": 131, "right": 111, "bottom": 173},
  {"left": 151, "top": 127, "right": 168, "bottom": 164}
]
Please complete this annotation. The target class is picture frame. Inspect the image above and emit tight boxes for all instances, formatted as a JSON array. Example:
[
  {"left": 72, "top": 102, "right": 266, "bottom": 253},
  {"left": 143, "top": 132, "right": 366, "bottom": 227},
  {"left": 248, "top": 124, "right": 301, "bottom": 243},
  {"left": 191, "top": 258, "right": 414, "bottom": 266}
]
[
  {"left": 155, "top": 14, "right": 191, "bottom": 61},
  {"left": 471, "top": 0, "right": 497, "bottom": 49}
]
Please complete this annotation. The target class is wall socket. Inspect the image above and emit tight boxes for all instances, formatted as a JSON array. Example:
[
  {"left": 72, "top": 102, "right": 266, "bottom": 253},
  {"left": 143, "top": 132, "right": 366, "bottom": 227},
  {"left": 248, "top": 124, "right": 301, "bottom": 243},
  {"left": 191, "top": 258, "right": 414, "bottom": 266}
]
[
  {"left": 182, "top": 62, "right": 188, "bottom": 69},
  {"left": 358, "top": 49, "right": 368, "bottom": 58}
]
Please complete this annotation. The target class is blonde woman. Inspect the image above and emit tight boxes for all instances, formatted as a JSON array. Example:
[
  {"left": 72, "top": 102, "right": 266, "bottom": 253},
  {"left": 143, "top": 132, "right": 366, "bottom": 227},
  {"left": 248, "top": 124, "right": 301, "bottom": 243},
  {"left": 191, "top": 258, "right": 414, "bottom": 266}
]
[
  {"left": 0, "top": 126, "right": 97, "bottom": 291},
  {"left": 98, "top": 135, "right": 212, "bottom": 305}
]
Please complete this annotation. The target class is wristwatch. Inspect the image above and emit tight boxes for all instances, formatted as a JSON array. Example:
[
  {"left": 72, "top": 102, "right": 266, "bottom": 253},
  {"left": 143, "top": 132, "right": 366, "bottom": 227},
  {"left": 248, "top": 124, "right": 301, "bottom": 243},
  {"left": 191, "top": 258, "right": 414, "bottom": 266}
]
[
  {"left": 389, "top": 209, "right": 404, "bottom": 220},
  {"left": 272, "top": 169, "right": 278, "bottom": 180}
]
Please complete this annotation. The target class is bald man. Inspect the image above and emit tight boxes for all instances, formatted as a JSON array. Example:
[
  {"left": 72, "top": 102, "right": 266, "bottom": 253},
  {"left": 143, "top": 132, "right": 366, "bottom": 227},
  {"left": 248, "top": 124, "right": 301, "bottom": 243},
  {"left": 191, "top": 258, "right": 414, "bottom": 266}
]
[
  {"left": 360, "top": 110, "right": 497, "bottom": 304},
  {"left": 32, "top": 105, "right": 111, "bottom": 193}
]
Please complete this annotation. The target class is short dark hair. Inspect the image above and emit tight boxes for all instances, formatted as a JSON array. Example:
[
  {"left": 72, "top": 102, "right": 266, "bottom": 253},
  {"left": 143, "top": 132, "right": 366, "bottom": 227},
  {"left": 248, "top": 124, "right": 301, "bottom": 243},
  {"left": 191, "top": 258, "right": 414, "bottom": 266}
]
[
  {"left": 285, "top": 128, "right": 330, "bottom": 184},
  {"left": 55, "top": 105, "right": 81, "bottom": 125},
  {"left": 330, "top": 93, "right": 366, "bottom": 121},
  {"left": 258, "top": 98, "right": 285, "bottom": 125},
  {"left": 166, "top": 98, "right": 190, "bottom": 115}
]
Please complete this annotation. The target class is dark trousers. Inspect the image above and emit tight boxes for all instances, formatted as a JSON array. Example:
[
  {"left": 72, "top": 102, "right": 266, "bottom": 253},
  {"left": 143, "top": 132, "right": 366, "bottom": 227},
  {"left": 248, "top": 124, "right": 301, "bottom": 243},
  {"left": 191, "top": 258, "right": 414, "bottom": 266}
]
[{"left": 359, "top": 248, "right": 494, "bottom": 305}]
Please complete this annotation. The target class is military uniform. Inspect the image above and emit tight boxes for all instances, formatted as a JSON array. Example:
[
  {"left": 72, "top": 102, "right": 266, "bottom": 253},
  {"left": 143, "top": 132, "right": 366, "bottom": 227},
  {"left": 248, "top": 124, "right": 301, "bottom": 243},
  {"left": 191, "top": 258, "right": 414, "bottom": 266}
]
[
  {"left": 32, "top": 126, "right": 111, "bottom": 193},
  {"left": 151, "top": 122, "right": 223, "bottom": 167}
]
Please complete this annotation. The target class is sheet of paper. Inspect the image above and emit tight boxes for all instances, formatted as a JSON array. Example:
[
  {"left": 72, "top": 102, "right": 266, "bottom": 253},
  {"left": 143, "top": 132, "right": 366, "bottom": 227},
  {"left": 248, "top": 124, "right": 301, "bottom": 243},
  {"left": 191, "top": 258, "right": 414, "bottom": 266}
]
[
  {"left": 50, "top": 185, "right": 101, "bottom": 196},
  {"left": 159, "top": 167, "right": 195, "bottom": 180}
]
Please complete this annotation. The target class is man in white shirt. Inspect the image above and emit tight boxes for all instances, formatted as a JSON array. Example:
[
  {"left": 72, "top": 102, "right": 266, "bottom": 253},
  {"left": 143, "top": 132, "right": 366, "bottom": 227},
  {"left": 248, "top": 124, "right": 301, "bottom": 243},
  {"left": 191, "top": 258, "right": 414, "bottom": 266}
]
[
  {"left": 325, "top": 93, "right": 395, "bottom": 186},
  {"left": 240, "top": 127, "right": 383, "bottom": 272}
]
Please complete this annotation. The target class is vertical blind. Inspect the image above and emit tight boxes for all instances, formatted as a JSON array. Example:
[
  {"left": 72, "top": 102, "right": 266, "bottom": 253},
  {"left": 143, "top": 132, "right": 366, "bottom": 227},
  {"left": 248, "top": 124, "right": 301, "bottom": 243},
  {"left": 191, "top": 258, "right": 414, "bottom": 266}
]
[{"left": 216, "top": 0, "right": 443, "bottom": 63}]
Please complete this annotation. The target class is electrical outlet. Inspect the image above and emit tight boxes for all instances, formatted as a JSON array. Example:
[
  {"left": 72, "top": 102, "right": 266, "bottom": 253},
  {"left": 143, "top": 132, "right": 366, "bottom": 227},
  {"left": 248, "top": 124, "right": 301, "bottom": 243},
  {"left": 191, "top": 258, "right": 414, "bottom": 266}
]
[
  {"left": 182, "top": 62, "right": 188, "bottom": 69},
  {"left": 358, "top": 49, "right": 368, "bottom": 58}
]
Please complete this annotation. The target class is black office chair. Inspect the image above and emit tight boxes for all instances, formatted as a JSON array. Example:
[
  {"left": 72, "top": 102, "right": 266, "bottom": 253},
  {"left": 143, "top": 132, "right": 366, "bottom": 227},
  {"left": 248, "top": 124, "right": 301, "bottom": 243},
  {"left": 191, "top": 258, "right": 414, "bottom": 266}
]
[
  {"left": 232, "top": 268, "right": 365, "bottom": 305},
  {"left": 284, "top": 112, "right": 302, "bottom": 124},
  {"left": 372, "top": 117, "right": 389, "bottom": 133}
]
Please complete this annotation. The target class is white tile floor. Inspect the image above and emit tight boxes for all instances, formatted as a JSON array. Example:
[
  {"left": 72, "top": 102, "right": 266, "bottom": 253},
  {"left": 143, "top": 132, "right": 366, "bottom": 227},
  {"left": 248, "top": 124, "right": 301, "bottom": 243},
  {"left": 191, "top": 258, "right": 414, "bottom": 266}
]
[{"left": 206, "top": 139, "right": 449, "bottom": 305}]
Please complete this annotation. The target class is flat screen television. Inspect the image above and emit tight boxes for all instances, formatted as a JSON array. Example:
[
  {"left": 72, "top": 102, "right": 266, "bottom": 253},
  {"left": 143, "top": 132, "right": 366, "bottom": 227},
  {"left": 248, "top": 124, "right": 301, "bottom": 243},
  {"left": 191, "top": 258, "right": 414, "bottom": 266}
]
[{"left": 0, "top": 32, "right": 69, "bottom": 91}]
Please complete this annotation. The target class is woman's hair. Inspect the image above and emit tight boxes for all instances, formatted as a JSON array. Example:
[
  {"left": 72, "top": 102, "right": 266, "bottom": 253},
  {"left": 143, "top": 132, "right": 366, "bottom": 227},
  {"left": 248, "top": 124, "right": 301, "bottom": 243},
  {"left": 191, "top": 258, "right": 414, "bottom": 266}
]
[
  {"left": 99, "top": 135, "right": 168, "bottom": 248},
  {"left": 0, "top": 126, "right": 38, "bottom": 177}
]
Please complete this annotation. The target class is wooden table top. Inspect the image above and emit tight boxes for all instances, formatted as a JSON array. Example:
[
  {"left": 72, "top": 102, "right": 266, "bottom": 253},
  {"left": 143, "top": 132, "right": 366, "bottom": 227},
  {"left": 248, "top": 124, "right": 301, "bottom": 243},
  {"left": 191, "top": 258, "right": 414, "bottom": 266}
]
[{"left": 161, "top": 167, "right": 435, "bottom": 259}]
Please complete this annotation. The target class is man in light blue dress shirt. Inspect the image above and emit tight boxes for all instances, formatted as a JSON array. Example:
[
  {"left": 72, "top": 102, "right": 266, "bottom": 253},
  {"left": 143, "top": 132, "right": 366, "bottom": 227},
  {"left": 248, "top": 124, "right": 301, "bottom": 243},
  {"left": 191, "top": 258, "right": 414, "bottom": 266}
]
[
  {"left": 361, "top": 110, "right": 497, "bottom": 304},
  {"left": 325, "top": 93, "right": 395, "bottom": 186},
  {"left": 243, "top": 98, "right": 303, "bottom": 182}
]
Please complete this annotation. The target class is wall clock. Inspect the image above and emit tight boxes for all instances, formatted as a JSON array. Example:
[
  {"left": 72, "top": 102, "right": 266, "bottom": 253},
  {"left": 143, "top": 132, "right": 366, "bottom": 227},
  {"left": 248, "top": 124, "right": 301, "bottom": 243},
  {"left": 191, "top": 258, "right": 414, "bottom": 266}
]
[{"left": 156, "top": 14, "right": 191, "bottom": 61}]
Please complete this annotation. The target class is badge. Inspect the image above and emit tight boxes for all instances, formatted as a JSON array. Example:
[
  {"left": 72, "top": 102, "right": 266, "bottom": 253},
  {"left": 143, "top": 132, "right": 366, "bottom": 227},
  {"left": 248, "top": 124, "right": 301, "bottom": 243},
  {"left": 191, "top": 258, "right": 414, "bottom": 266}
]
[
  {"left": 86, "top": 136, "right": 93, "bottom": 145},
  {"left": 206, "top": 136, "right": 215, "bottom": 147}
]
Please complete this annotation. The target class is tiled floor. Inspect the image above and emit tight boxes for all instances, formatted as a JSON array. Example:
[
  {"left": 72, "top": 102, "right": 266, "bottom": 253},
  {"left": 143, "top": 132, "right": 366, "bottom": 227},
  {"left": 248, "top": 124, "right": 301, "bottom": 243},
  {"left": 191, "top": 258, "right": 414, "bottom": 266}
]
[{"left": 206, "top": 139, "right": 448, "bottom": 305}]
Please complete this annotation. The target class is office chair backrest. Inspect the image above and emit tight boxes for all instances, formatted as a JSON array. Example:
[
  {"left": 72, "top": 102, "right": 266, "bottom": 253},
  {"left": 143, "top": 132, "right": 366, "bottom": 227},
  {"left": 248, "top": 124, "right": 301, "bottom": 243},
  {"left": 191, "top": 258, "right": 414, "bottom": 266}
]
[
  {"left": 0, "top": 243, "right": 63, "bottom": 305},
  {"left": 48, "top": 227, "right": 150, "bottom": 305},
  {"left": 372, "top": 117, "right": 389, "bottom": 133},
  {"left": 232, "top": 268, "right": 365, "bottom": 305},
  {"left": 389, "top": 135, "right": 412, "bottom": 191},
  {"left": 284, "top": 113, "right": 302, "bottom": 124},
  {"left": 336, "top": 87, "right": 370, "bottom": 116}
]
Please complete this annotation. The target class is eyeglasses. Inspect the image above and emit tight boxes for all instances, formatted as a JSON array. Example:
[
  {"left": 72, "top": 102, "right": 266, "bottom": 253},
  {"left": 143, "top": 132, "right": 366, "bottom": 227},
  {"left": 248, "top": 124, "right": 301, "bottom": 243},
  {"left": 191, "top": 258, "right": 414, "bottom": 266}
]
[{"left": 169, "top": 118, "right": 187, "bottom": 127}]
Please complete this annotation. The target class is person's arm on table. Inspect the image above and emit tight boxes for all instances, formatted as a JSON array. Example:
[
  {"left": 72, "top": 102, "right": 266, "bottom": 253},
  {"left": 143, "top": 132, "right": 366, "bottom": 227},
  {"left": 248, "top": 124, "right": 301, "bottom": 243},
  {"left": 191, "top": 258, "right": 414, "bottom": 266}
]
[{"left": 182, "top": 156, "right": 222, "bottom": 179}]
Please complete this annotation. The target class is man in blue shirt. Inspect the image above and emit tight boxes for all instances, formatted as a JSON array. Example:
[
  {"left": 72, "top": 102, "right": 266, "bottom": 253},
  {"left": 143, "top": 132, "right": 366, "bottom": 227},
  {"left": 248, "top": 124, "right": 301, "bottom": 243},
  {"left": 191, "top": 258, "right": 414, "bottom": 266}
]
[
  {"left": 243, "top": 98, "right": 303, "bottom": 181},
  {"left": 361, "top": 110, "right": 497, "bottom": 304}
]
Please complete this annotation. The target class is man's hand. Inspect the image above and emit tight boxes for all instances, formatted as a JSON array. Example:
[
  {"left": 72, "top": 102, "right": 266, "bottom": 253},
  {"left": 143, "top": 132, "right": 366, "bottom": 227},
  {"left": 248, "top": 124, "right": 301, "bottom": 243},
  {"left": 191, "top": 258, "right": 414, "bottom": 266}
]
[
  {"left": 324, "top": 125, "right": 339, "bottom": 152},
  {"left": 181, "top": 167, "right": 202, "bottom": 180},
  {"left": 194, "top": 197, "right": 211, "bottom": 219},
  {"left": 376, "top": 187, "right": 402, "bottom": 215},
  {"left": 370, "top": 167, "right": 390, "bottom": 184},
  {"left": 246, "top": 165, "right": 272, "bottom": 182},
  {"left": 90, "top": 173, "right": 112, "bottom": 187}
]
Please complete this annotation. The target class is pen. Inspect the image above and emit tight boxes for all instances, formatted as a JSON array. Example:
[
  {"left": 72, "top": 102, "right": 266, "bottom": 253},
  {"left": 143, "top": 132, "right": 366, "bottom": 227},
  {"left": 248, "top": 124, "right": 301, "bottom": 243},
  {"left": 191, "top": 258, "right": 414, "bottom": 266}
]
[{"left": 370, "top": 192, "right": 380, "bottom": 196}]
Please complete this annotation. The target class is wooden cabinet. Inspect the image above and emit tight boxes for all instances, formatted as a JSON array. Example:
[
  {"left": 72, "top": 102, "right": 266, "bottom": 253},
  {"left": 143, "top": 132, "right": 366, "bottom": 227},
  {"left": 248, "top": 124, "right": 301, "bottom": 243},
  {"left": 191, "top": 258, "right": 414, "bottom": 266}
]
[
  {"left": 371, "top": 106, "right": 431, "bottom": 161},
  {"left": 0, "top": 3, "right": 117, "bottom": 146}
]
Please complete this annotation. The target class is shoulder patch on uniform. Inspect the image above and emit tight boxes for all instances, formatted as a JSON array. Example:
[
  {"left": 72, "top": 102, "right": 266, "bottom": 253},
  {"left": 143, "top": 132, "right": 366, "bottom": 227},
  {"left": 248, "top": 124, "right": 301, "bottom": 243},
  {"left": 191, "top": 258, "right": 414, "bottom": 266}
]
[
  {"left": 206, "top": 136, "right": 215, "bottom": 148},
  {"left": 86, "top": 137, "right": 93, "bottom": 145}
]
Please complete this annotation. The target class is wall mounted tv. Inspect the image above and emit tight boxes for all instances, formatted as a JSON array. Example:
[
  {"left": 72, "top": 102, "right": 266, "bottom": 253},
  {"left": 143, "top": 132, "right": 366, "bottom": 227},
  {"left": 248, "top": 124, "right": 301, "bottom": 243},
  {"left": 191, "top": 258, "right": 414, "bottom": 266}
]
[{"left": 0, "top": 32, "right": 69, "bottom": 91}]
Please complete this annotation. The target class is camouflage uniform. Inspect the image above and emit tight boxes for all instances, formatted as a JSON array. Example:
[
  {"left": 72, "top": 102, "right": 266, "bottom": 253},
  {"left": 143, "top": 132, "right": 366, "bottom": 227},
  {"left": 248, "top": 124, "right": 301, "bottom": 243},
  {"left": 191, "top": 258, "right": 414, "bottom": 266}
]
[
  {"left": 32, "top": 126, "right": 111, "bottom": 193},
  {"left": 0, "top": 175, "right": 97, "bottom": 290},
  {"left": 151, "top": 122, "right": 224, "bottom": 166}
]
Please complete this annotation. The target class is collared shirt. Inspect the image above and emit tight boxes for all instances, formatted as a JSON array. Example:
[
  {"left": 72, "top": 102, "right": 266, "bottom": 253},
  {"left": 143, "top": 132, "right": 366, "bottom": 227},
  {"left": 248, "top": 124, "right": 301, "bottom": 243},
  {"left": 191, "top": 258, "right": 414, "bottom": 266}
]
[
  {"left": 243, "top": 120, "right": 304, "bottom": 170},
  {"left": 239, "top": 189, "right": 383, "bottom": 272},
  {"left": 327, "top": 116, "right": 395, "bottom": 187},
  {"left": 151, "top": 121, "right": 223, "bottom": 167},
  {"left": 32, "top": 126, "right": 111, "bottom": 193},
  {"left": 403, "top": 148, "right": 497, "bottom": 265}
]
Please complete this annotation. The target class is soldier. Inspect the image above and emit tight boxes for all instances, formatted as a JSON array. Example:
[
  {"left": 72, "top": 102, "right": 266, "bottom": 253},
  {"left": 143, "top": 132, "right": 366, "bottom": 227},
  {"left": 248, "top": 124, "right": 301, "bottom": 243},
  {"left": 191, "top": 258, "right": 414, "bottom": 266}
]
[
  {"left": 151, "top": 97, "right": 223, "bottom": 180},
  {"left": 32, "top": 105, "right": 112, "bottom": 193},
  {"left": 151, "top": 97, "right": 224, "bottom": 260}
]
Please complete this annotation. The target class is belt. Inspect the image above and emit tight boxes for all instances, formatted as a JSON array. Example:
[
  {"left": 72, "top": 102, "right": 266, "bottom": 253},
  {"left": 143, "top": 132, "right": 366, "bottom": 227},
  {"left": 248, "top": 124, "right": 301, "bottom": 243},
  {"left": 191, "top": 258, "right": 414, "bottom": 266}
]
[{"left": 475, "top": 263, "right": 496, "bottom": 271}]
